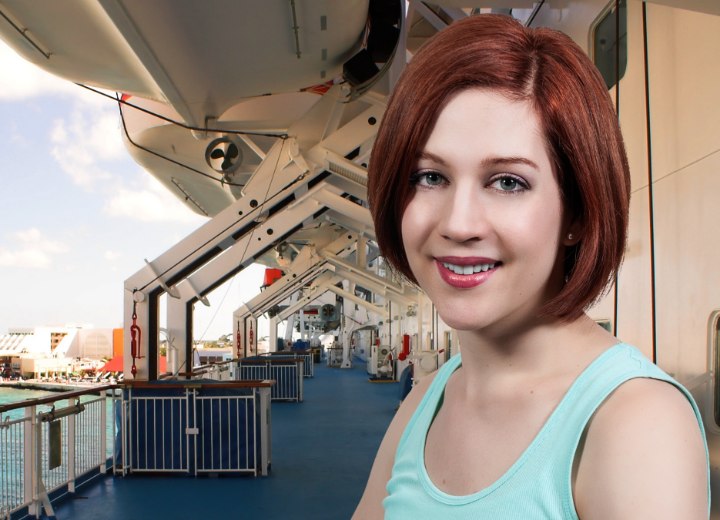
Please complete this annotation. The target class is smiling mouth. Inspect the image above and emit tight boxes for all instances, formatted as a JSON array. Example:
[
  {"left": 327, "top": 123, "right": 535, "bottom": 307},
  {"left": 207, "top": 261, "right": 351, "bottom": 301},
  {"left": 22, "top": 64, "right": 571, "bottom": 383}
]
[{"left": 441, "top": 261, "right": 497, "bottom": 275}]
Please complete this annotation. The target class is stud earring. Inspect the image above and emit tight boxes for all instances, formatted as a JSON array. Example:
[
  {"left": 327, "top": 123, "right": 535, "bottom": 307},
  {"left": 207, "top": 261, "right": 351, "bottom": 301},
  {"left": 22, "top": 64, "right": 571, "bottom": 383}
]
[{"left": 567, "top": 233, "right": 574, "bottom": 241}]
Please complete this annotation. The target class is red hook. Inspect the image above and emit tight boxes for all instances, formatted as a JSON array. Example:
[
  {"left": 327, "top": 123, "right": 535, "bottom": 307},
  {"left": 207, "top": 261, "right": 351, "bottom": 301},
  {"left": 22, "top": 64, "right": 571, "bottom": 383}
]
[{"left": 130, "top": 300, "right": 143, "bottom": 377}]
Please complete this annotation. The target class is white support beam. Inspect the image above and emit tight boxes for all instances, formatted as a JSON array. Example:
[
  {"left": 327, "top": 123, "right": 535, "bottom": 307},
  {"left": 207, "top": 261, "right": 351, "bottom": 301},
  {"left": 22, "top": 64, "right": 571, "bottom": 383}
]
[
  {"left": 223, "top": 236, "right": 417, "bottom": 372},
  {"left": 252, "top": 265, "right": 331, "bottom": 317},
  {"left": 166, "top": 296, "right": 189, "bottom": 376},
  {"left": 357, "top": 235, "right": 367, "bottom": 270},
  {"left": 311, "top": 190, "right": 374, "bottom": 230},
  {"left": 135, "top": 173, "right": 377, "bottom": 378},
  {"left": 123, "top": 82, "right": 384, "bottom": 379},
  {"left": 439, "top": 6, "right": 472, "bottom": 22},
  {"left": 269, "top": 315, "right": 281, "bottom": 352},
  {"left": 164, "top": 184, "right": 335, "bottom": 358},
  {"left": 232, "top": 312, "right": 258, "bottom": 359},
  {"left": 231, "top": 232, "right": 357, "bottom": 328},
  {"left": 321, "top": 211, "right": 376, "bottom": 240},
  {"left": 274, "top": 272, "right": 339, "bottom": 322},
  {"left": 240, "top": 232, "right": 358, "bottom": 317},
  {"left": 173, "top": 183, "right": 347, "bottom": 298},
  {"left": 326, "top": 284, "right": 385, "bottom": 316},
  {"left": 321, "top": 253, "right": 413, "bottom": 304},
  {"left": 308, "top": 103, "right": 385, "bottom": 166},
  {"left": 124, "top": 137, "right": 305, "bottom": 291},
  {"left": 411, "top": 0, "right": 452, "bottom": 31}
]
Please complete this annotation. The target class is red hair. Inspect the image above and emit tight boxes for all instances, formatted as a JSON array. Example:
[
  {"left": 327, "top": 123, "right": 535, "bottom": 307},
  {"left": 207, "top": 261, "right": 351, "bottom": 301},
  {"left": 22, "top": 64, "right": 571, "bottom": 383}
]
[{"left": 367, "top": 14, "right": 630, "bottom": 319}]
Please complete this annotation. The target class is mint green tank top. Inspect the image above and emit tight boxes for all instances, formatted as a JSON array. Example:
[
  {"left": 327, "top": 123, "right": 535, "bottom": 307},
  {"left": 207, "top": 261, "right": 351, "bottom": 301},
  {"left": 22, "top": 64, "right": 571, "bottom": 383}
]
[{"left": 384, "top": 343, "right": 710, "bottom": 519}]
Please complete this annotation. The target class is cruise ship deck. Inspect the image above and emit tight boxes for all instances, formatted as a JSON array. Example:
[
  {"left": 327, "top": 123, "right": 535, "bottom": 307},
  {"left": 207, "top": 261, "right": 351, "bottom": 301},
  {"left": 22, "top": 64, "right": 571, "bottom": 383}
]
[{"left": 47, "top": 360, "right": 398, "bottom": 520}]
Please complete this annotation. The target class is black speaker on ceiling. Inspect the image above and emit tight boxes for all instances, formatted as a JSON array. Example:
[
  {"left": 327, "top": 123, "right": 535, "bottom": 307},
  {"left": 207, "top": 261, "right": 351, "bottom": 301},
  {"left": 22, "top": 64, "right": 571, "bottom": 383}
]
[
  {"left": 368, "top": 22, "right": 399, "bottom": 63},
  {"left": 369, "top": 0, "right": 402, "bottom": 25},
  {"left": 343, "top": 49, "right": 379, "bottom": 87}
]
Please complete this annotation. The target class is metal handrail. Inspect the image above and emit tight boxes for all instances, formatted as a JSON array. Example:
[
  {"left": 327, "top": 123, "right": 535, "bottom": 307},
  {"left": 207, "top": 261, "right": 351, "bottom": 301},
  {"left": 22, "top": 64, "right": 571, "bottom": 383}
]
[
  {"left": 0, "top": 384, "right": 119, "bottom": 518},
  {"left": 0, "top": 384, "right": 118, "bottom": 414},
  {"left": 160, "top": 357, "right": 240, "bottom": 380},
  {"left": 0, "top": 375, "right": 271, "bottom": 416},
  {"left": 123, "top": 380, "right": 274, "bottom": 389}
]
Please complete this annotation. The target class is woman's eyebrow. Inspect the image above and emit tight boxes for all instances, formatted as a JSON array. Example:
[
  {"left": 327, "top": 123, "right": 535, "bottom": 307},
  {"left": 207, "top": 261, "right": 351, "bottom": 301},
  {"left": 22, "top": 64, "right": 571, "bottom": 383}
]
[
  {"left": 415, "top": 151, "right": 447, "bottom": 165},
  {"left": 481, "top": 156, "right": 540, "bottom": 170},
  {"left": 416, "top": 151, "right": 539, "bottom": 171}
]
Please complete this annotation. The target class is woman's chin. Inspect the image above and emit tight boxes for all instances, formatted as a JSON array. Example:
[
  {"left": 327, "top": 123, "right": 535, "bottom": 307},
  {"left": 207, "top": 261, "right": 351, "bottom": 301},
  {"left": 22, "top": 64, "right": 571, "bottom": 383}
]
[{"left": 435, "top": 311, "right": 491, "bottom": 332}]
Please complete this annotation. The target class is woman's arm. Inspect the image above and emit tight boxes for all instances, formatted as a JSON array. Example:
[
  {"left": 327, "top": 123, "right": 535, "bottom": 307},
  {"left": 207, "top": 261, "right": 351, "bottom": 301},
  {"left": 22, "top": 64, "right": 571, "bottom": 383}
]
[
  {"left": 352, "top": 371, "right": 438, "bottom": 519},
  {"left": 574, "top": 378, "right": 708, "bottom": 519}
]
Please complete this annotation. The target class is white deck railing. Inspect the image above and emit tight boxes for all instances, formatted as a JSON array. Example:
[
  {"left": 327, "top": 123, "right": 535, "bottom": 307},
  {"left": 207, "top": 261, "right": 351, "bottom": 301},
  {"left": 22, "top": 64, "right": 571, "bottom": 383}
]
[
  {"left": 195, "top": 394, "right": 259, "bottom": 474},
  {"left": 0, "top": 385, "right": 118, "bottom": 519},
  {"left": 115, "top": 380, "right": 273, "bottom": 477},
  {"left": 0, "top": 377, "right": 274, "bottom": 518},
  {"left": 260, "top": 351, "right": 315, "bottom": 378},
  {"left": 238, "top": 359, "right": 304, "bottom": 402}
]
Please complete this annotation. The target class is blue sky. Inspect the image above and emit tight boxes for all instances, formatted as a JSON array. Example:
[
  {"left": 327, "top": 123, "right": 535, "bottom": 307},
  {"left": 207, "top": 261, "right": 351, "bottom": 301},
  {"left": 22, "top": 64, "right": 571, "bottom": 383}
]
[{"left": 0, "top": 39, "right": 266, "bottom": 341}]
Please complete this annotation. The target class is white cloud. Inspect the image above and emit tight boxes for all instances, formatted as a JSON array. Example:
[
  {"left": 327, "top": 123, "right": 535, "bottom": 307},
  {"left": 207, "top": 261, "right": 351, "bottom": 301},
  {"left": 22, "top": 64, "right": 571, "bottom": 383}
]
[
  {"left": 0, "top": 39, "right": 117, "bottom": 107},
  {"left": 0, "top": 228, "right": 69, "bottom": 269},
  {"left": 104, "top": 175, "right": 208, "bottom": 224},
  {"left": 50, "top": 105, "right": 125, "bottom": 188},
  {"left": 104, "top": 250, "right": 120, "bottom": 261},
  {"left": 1, "top": 38, "right": 127, "bottom": 190},
  {"left": 0, "top": 40, "right": 80, "bottom": 101}
]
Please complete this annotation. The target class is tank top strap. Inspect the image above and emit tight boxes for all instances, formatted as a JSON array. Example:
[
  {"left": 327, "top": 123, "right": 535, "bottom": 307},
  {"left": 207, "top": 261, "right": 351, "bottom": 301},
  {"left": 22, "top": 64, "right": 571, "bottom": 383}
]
[{"left": 394, "top": 353, "right": 462, "bottom": 454}]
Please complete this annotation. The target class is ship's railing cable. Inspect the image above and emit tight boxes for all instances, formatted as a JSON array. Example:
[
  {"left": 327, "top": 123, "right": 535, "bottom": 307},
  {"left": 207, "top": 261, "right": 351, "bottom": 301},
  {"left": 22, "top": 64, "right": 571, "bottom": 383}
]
[
  {"left": 524, "top": 0, "right": 546, "bottom": 27},
  {"left": 77, "top": 83, "right": 288, "bottom": 139},
  {"left": 68, "top": 80, "right": 312, "bottom": 291},
  {"left": 113, "top": 92, "right": 248, "bottom": 188}
]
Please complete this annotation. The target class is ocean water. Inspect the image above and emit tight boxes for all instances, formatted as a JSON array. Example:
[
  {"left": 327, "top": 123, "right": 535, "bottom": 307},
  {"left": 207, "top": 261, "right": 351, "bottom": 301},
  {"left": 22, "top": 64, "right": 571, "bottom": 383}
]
[
  {"left": 0, "top": 387, "right": 59, "bottom": 420},
  {"left": 0, "top": 386, "right": 55, "bottom": 403}
]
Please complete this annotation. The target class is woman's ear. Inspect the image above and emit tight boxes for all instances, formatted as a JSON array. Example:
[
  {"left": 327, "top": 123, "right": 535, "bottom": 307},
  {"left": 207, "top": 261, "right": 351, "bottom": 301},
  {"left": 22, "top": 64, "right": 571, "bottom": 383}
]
[{"left": 562, "top": 221, "right": 583, "bottom": 246}]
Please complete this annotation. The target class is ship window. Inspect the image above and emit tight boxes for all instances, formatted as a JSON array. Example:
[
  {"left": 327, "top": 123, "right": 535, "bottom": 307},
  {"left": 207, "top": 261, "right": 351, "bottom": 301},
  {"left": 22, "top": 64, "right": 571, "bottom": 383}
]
[
  {"left": 593, "top": 0, "right": 627, "bottom": 90},
  {"left": 596, "top": 319, "right": 612, "bottom": 332},
  {"left": 712, "top": 311, "right": 720, "bottom": 426},
  {"left": 444, "top": 331, "right": 452, "bottom": 361}
]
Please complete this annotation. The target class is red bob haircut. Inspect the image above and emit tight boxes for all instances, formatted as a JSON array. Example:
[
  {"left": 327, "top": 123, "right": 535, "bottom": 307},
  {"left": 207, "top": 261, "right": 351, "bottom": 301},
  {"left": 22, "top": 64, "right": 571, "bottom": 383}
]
[{"left": 367, "top": 14, "right": 630, "bottom": 319}]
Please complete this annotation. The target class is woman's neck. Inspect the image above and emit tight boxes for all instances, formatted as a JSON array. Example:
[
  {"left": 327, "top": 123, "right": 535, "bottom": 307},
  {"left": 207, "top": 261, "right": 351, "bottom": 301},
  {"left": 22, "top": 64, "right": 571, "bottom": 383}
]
[{"left": 453, "top": 314, "right": 616, "bottom": 394}]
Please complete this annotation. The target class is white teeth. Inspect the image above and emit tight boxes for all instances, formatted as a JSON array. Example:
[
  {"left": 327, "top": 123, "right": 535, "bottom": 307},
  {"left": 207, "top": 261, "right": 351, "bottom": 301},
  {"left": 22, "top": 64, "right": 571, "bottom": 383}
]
[{"left": 442, "top": 262, "right": 496, "bottom": 275}]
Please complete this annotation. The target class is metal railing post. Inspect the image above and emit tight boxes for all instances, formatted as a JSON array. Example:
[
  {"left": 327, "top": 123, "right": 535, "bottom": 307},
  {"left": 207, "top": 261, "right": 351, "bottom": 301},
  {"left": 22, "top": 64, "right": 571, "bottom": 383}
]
[
  {"left": 258, "top": 386, "right": 272, "bottom": 476},
  {"left": 23, "top": 406, "right": 34, "bottom": 516},
  {"left": 68, "top": 413, "right": 76, "bottom": 493},
  {"left": 188, "top": 388, "right": 196, "bottom": 476},
  {"left": 100, "top": 394, "right": 107, "bottom": 473}
]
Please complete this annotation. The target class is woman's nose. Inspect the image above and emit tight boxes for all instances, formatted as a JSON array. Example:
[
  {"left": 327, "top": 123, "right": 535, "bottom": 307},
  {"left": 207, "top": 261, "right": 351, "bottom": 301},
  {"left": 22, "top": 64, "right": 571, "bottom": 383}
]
[{"left": 437, "top": 187, "right": 489, "bottom": 243}]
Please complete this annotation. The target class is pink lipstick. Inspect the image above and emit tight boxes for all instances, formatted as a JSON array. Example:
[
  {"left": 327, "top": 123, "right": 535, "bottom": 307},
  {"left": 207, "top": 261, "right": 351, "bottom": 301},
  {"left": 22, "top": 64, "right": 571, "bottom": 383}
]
[{"left": 435, "top": 257, "right": 499, "bottom": 289}]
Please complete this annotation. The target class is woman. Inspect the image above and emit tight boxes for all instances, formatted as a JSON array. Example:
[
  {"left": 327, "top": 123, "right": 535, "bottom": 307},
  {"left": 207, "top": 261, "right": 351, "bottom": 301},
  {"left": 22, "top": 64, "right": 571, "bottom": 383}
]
[{"left": 354, "top": 14, "right": 709, "bottom": 519}]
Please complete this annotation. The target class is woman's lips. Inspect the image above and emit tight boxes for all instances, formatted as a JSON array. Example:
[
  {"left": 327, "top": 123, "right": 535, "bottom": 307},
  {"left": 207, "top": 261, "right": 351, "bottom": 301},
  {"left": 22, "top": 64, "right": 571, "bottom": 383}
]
[{"left": 435, "top": 257, "right": 500, "bottom": 289}]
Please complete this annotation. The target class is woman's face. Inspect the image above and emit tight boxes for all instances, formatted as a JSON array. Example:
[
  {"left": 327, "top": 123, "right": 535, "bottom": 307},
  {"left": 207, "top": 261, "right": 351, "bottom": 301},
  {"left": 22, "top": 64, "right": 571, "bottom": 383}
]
[{"left": 401, "top": 89, "right": 569, "bottom": 334}]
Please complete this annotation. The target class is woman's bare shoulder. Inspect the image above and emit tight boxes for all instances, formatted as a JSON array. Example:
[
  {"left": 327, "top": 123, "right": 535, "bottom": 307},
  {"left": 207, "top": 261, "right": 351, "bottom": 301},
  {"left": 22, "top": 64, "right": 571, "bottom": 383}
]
[{"left": 574, "top": 377, "right": 708, "bottom": 520}]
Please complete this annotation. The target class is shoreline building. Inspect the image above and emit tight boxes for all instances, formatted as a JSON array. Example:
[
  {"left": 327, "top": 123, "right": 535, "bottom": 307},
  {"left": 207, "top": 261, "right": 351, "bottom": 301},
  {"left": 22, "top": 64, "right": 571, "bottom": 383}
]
[{"left": 0, "top": 326, "right": 117, "bottom": 379}]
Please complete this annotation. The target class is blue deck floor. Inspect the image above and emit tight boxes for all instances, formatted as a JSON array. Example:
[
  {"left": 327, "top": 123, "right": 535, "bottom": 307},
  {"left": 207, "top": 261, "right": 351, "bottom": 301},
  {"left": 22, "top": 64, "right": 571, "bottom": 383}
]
[{"left": 50, "top": 359, "right": 398, "bottom": 520}]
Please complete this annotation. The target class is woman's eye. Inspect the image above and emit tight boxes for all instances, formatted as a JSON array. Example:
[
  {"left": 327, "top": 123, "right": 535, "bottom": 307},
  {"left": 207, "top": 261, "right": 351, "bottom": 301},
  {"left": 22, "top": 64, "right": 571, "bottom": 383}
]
[
  {"left": 410, "top": 170, "right": 446, "bottom": 187},
  {"left": 490, "top": 175, "right": 527, "bottom": 192}
]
